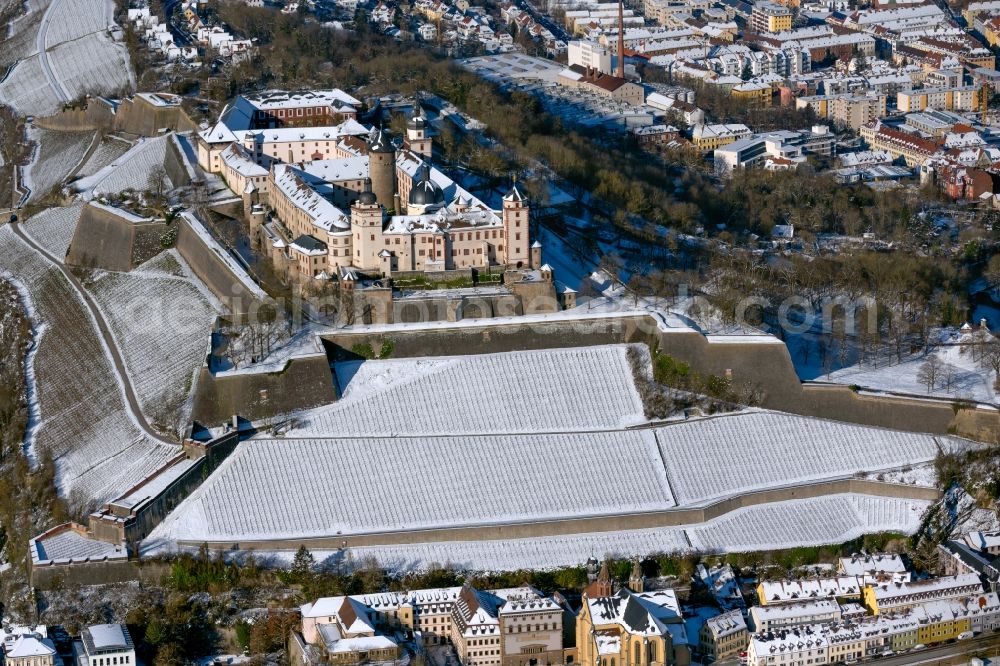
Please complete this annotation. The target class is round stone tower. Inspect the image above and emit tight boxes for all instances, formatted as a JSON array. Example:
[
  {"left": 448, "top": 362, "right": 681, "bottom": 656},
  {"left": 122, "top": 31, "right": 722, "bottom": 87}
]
[{"left": 367, "top": 127, "right": 397, "bottom": 212}]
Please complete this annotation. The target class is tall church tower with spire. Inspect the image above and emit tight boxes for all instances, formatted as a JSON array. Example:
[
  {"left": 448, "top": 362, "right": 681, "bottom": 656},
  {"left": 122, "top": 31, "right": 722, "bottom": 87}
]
[{"left": 629, "top": 560, "right": 645, "bottom": 593}]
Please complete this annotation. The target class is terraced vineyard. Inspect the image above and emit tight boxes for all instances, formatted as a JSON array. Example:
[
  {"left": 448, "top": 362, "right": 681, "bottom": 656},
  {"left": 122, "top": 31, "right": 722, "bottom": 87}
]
[
  {"left": 0, "top": 226, "right": 178, "bottom": 506},
  {"left": 657, "top": 412, "right": 953, "bottom": 504},
  {"left": 89, "top": 270, "right": 217, "bottom": 432},
  {"left": 25, "top": 129, "right": 94, "bottom": 201},
  {"left": 19, "top": 203, "right": 84, "bottom": 259}
]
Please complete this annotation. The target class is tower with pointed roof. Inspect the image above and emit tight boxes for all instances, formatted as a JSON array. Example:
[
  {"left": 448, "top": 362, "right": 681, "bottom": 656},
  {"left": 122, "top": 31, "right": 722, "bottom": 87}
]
[
  {"left": 405, "top": 106, "right": 433, "bottom": 158},
  {"left": 350, "top": 178, "right": 385, "bottom": 273},
  {"left": 368, "top": 126, "right": 397, "bottom": 211},
  {"left": 502, "top": 182, "right": 530, "bottom": 268},
  {"left": 585, "top": 560, "right": 614, "bottom": 598},
  {"left": 629, "top": 560, "right": 645, "bottom": 593}
]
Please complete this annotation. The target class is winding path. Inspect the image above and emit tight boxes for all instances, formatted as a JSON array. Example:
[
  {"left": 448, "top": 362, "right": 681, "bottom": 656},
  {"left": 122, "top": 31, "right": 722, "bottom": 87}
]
[
  {"left": 34, "top": 0, "right": 72, "bottom": 104},
  {"left": 9, "top": 220, "right": 177, "bottom": 446}
]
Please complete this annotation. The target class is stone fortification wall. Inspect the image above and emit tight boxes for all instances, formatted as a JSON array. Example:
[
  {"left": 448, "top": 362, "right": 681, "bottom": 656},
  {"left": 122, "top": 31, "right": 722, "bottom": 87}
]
[
  {"left": 190, "top": 356, "right": 337, "bottom": 425},
  {"left": 176, "top": 478, "right": 941, "bottom": 552}
]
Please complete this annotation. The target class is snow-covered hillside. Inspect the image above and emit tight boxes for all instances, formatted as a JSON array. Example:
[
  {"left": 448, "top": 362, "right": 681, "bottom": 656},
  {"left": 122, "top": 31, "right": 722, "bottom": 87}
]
[
  {"left": 19, "top": 203, "right": 84, "bottom": 258},
  {"left": 656, "top": 412, "right": 956, "bottom": 504},
  {"left": 0, "top": 226, "right": 179, "bottom": 505},
  {"left": 191, "top": 494, "right": 929, "bottom": 572},
  {"left": 147, "top": 430, "right": 676, "bottom": 542},
  {"left": 88, "top": 267, "right": 218, "bottom": 432},
  {"left": 286, "top": 345, "right": 647, "bottom": 437},
  {"left": 0, "top": 0, "right": 133, "bottom": 116},
  {"left": 75, "top": 136, "right": 170, "bottom": 198},
  {"left": 23, "top": 128, "right": 94, "bottom": 201}
]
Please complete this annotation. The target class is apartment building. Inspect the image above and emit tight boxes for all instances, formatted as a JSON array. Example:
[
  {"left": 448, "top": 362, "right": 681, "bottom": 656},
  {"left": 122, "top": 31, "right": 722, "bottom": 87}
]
[
  {"left": 837, "top": 554, "right": 911, "bottom": 586},
  {"left": 699, "top": 610, "right": 748, "bottom": 661},
  {"left": 863, "top": 573, "right": 984, "bottom": 614},
  {"left": 74, "top": 625, "right": 136, "bottom": 666},
  {"left": 757, "top": 576, "right": 864, "bottom": 606},
  {"left": 896, "top": 85, "right": 981, "bottom": 112},
  {"left": 749, "top": 600, "right": 842, "bottom": 632},
  {"left": 860, "top": 120, "right": 941, "bottom": 166},
  {"left": 795, "top": 93, "right": 886, "bottom": 130},
  {"left": 751, "top": 2, "right": 793, "bottom": 33},
  {"left": 691, "top": 123, "right": 752, "bottom": 150}
]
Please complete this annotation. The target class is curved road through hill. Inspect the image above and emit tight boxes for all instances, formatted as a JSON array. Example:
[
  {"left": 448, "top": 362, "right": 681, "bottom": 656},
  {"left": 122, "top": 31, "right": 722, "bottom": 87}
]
[
  {"left": 34, "top": 0, "right": 72, "bottom": 104},
  {"left": 9, "top": 221, "right": 177, "bottom": 446}
]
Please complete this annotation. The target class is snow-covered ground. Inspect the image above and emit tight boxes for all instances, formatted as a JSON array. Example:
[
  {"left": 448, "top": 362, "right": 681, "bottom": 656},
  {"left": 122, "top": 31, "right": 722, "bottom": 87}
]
[
  {"left": 145, "top": 429, "right": 677, "bottom": 543},
  {"left": 285, "top": 345, "right": 647, "bottom": 437},
  {"left": 74, "top": 134, "right": 170, "bottom": 198},
  {"left": 18, "top": 203, "right": 84, "bottom": 258},
  {"left": 88, "top": 265, "right": 218, "bottom": 432},
  {"left": 686, "top": 494, "right": 927, "bottom": 551},
  {"left": 153, "top": 494, "right": 929, "bottom": 573},
  {"left": 0, "top": 226, "right": 179, "bottom": 504},
  {"left": 656, "top": 412, "right": 958, "bottom": 505},
  {"left": 74, "top": 136, "right": 132, "bottom": 178},
  {"left": 0, "top": 0, "right": 133, "bottom": 116},
  {"left": 23, "top": 128, "right": 94, "bottom": 201},
  {"left": 788, "top": 332, "right": 996, "bottom": 404}
]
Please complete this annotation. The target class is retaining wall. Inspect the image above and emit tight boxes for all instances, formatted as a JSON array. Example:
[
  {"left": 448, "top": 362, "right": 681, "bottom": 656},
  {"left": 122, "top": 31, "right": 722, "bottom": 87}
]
[
  {"left": 30, "top": 559, "right": 170, "bottom": 589},
  {"left": 65, "top": 203, "right": 160, "bottom": 270},
  {"left": 176, "top": 478, "right": 942, "bottom": 552},
  {"left": 190, "top": 355, "right": 337, "bottom": 425},
  {"left": 174, "top": 215, "right": 263, "bottom": 314}
]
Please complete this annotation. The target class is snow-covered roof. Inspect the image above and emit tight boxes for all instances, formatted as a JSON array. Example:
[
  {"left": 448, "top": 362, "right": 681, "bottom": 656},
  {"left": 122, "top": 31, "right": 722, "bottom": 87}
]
[
  {"left": 242, "top": 119, "right": 370, "bottom": 145},
  {"left": 299, "top": 157, "right": 370, "bottom": 182},
  {"left": 704, "top": 609, "right": 746, "bottom": 639},
  {"left": 220, "top": 143, "right": 268, "bottom": 178},
  {"left": 870, "top": 573, "right": 983, "bottom": 606},
  {"left": 963, "top": 531, "right": 1000, "bottom": 552},
  {"left": 272, "top": 164, "right": 350, "bottom": 232},
  {"left": 837, "top": 553, "right": 908, "bottom": 577},
  {"left": 199, "top": 120, "right": 238, "bottom": 144},
  {"left": 759, "top": 576, "right": 863, "bottom": 604},
  {"left": 242, "top": 88, "right": 362, "bottom": 111},
  {"left": 7, "top": 635, "right": 56, "bottom": 658},
  {"left": 329, "top": 636, "right": 397, "bottom": 653},
  {"left": 83, "top": 624, "right": 132, "bottom": 652},
  {"left": 750, "top": 598, "right": 840, "bottom": 623},
  {"left": 587, "top": 588, "right": 682, "bottom": 636}
]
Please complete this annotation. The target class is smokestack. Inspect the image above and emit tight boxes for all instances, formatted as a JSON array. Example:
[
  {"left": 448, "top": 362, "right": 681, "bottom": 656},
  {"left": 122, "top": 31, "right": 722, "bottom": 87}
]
[{"left": 617, "top": 0, "right": 625, "bottom": 78}]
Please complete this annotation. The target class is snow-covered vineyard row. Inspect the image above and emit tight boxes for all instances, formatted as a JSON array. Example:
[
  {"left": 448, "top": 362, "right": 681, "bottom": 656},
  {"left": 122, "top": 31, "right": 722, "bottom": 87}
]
[
  {"left": 19, "top": 204, "right": 84, "bottom": 259},
  {"left": 0, "top": 226, "right": 179, "bottom": 503},
  {"left": 0, "top": 0, "right": 132, "bottom": 116},
  {"left": 147, "top": 430, "right": 677, "bottom": 542},
  {"left": 657, "top": 412, "right": 955, "bottom": 505},
  {"left": 0, "top": 55, "right": 63, "bottom": 117},
  {"left": 685, "top": 495, "right": 927, "bottom": 551},
  {"left": 24, "top": 129, "right": 94, "bottom": 202},
  {"left": 89, "top": 270, "right": 217, "bottom": 432},
  {"left": 75, "top": 136, "right": 169, "bottom": 197},
  {"left": 287, "top": 345, "right": 647, "bottom": 437},
  {"left": 75, "top": 137, "right": 132, "bottom": 178},
  {"left": 234, "top": 494, "right": 932, "bottom": 573},
  {"left": 43, "top": 0, "right": 113, "bottom": 46},
  {"left": 48, "top": 33, "right": 133, "bottom": 102}
]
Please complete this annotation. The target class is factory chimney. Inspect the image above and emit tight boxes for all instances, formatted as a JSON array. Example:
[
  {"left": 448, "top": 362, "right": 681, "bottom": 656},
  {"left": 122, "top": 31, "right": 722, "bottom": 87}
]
[{"left": 617, "top": 0, "right": 625, "bottom": 78}]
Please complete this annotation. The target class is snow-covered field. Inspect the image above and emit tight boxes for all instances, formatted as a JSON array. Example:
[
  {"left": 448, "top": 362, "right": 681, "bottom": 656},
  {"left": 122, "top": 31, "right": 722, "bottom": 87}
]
[
  {"left": 685, "top": 494, "right": 927, "bottom": 551},
  {"left": 0, "top": 226, "right": 179, "bottom": 504},
  {"left": 789, "top": 333, "right": 996, "bottom": 404},
  {"left": 656, "top": 412, "right": 952, "bottom": 505},
  {"left": 75, "top": 136, "right": 170, "bottom": 197},
  {"left": 286, "top": 345, "right": 647, "bottom": 437},
  {"left": 146, "top": 430, "right": 676, "bottom": 542},
  {"left": 74, "top": 137, "right": 132, "bottom": 178},
  {"left": 165, "top": 494, "right": 929, "bottom": 572},
  {"left": 19, "top": 203, "right": 84, "bottom": 258},
  {"left": 0, "top": 0, "right": 133, "bottom": 116},
  {"left": 23, "top": 128, "right": 94, "bottom": 201},
  {"left": 88, "top": 267, "right": 218, "bottom": 431}
]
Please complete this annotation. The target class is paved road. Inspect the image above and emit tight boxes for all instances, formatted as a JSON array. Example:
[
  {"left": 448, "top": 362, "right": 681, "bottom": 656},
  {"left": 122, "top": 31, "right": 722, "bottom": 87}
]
[
  {"left": 34, "top": 0, "right": 73, "bottom": 103},
  {"left": 712, "top": 633, "right": 1000, "bottom": 666},
  {"left": 9, "top": 221, "right": 178, "bottom": 446}
]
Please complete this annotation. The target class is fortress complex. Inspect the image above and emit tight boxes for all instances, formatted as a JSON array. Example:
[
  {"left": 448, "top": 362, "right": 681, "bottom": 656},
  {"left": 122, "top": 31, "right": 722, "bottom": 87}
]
[{"left": 196, "top": 95, "right": 535, "bottom": 282}]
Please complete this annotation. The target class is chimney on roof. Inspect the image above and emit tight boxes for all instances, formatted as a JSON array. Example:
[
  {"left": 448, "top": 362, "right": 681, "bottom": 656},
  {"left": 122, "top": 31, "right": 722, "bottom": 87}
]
[{"left": 617, "top": 0, "right": 625, "bottom": 79}]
